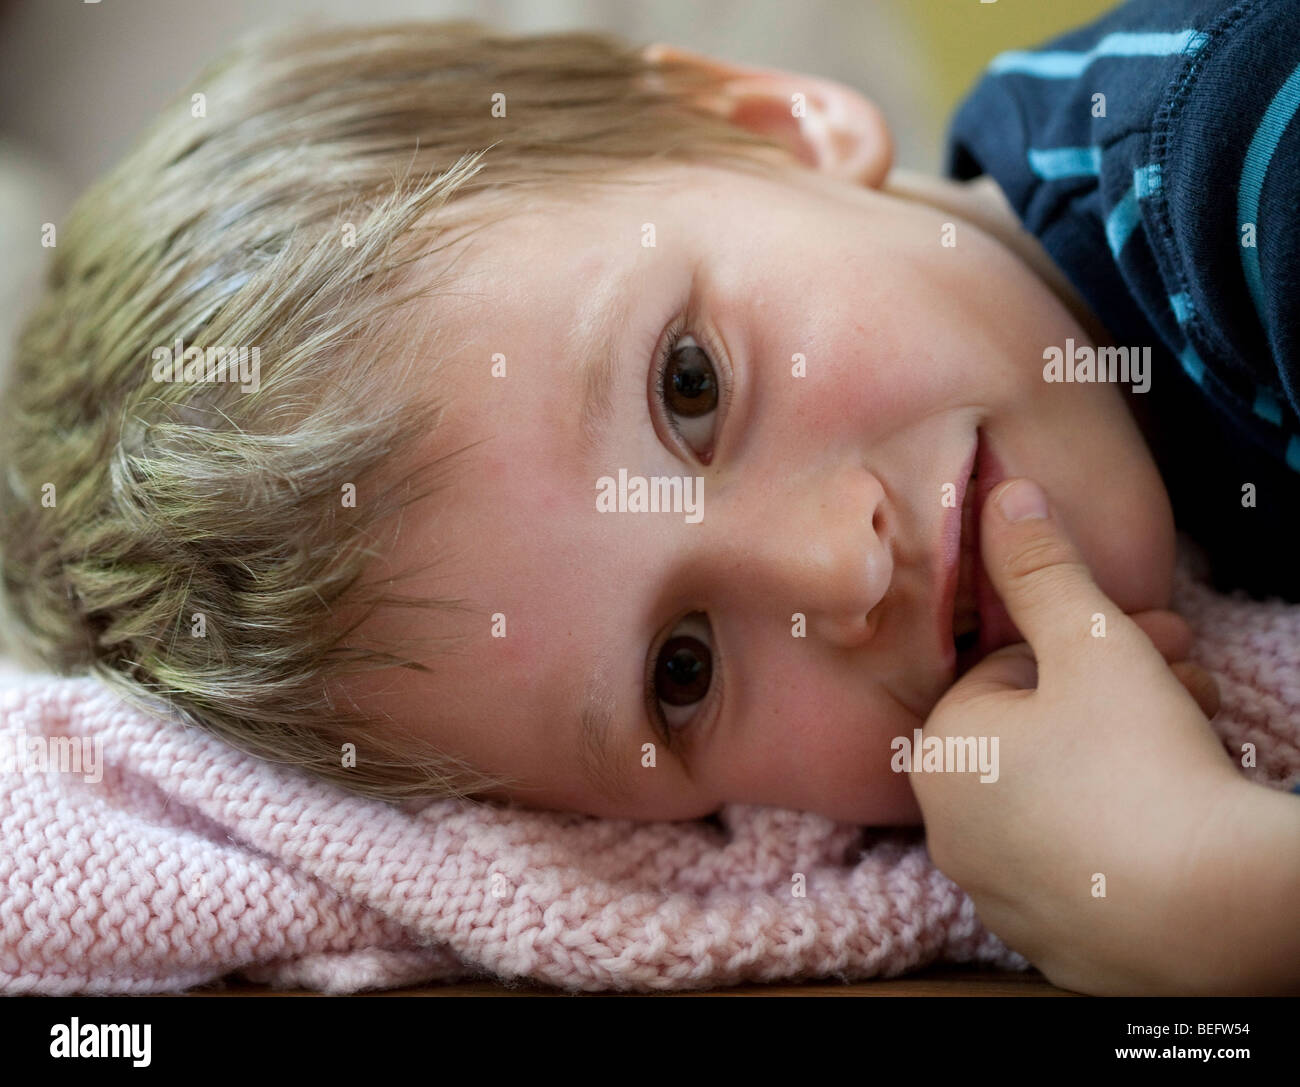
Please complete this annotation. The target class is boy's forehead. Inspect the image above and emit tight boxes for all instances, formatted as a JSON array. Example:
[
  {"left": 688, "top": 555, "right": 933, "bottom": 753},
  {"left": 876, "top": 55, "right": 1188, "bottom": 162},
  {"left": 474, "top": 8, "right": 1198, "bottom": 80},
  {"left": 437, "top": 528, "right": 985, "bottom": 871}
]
[
  {"left": 455, "top": 158, "right": 790, "bottom": 250},
  {"left": 444, "top": 161, "right": 783, "bottom": 333},
  {"left": 411, "top": 225, "right": 625, "bottom": 491}
]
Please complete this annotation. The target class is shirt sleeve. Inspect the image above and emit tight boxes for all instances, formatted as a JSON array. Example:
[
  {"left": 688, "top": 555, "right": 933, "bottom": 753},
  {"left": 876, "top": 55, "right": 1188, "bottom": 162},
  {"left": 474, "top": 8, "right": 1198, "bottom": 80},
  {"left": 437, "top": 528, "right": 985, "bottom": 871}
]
[{"left": 1148, "top": 0, "right": 1300, "bottom": 467}]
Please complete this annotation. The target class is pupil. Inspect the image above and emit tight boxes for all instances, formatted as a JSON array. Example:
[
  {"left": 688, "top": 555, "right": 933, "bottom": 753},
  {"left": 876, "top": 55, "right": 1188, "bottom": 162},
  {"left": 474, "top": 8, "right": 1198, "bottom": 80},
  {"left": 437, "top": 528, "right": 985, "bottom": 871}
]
[
  {"left": 655, "top": 635, "right": 712, "bottom": 706},
  {"left": 665, "top": 345, "right": 717, "bottom": 417}
]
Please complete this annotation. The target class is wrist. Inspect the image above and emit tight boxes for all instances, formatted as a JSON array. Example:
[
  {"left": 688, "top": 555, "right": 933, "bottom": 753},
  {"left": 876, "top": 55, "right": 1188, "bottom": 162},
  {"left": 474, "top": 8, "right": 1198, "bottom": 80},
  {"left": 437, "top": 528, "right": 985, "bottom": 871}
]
[{"left": 1171, "top": 778, "right": 1300, "bottom": 994}]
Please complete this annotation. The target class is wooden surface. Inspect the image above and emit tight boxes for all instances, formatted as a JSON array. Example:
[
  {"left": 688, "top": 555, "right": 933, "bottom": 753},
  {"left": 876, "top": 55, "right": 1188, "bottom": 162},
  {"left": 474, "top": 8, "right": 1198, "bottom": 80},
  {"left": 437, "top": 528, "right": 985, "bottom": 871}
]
[{"left": 188, "top": 966, "right": 1076, "bottom": 996}]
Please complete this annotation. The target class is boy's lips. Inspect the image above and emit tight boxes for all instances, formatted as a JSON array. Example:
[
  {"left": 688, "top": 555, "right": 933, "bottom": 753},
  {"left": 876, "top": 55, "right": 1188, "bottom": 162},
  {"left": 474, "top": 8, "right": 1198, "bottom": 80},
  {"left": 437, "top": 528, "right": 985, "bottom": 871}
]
[
  {"left": 937, "top": 430, "right": 1020, "bottom": 679},
  {"left": 936, "top": 433, "right": 979, "bottom": 675}
]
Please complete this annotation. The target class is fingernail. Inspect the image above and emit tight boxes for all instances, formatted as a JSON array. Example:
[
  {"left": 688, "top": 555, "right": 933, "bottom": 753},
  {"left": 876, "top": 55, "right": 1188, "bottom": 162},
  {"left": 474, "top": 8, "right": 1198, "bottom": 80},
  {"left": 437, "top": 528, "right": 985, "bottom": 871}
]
[{"left": 997, "top": 479, "right": 1048, "bottom": 522}]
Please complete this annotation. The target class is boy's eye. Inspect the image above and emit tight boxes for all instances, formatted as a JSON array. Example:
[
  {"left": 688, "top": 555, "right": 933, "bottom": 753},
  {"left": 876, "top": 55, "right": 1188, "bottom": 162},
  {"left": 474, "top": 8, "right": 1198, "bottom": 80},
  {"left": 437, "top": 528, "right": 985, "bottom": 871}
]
[
  {"left": 648, "top": 612, "right": 714, "bottom": 745},
  {"left": 662, "top": 337, "right": 717, "bottom": 415},
  {"left": 655, "top": 330, "right": 721, "bottom": 454}
]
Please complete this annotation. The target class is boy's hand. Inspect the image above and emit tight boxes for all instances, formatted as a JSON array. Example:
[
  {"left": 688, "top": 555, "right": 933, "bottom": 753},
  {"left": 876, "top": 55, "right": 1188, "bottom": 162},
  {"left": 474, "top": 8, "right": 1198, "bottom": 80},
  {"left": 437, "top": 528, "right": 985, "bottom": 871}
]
[{"left": 912, "top": 478, "right": 1248, "bottom": 994}]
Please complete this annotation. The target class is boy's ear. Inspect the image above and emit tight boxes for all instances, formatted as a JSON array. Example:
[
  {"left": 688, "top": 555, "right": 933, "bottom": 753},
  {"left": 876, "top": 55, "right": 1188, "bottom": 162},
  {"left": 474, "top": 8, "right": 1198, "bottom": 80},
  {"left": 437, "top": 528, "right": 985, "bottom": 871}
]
[{"left": 641, "top": 42, "right": 892, "bottom": 189}]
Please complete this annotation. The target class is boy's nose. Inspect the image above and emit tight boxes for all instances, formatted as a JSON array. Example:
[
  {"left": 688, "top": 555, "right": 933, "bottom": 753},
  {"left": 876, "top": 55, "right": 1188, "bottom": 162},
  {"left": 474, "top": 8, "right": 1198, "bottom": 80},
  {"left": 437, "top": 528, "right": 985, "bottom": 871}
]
[{"left": 727, "top": 463, "right": 894, "bottom": 649}]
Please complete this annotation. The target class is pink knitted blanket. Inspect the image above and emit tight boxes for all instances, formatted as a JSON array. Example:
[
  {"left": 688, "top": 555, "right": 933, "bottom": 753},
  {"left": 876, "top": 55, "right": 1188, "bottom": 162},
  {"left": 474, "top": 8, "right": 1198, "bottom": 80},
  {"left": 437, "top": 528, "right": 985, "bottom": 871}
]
[{"left": 2, "top": 551, "right": 1297, "bottom": 994}]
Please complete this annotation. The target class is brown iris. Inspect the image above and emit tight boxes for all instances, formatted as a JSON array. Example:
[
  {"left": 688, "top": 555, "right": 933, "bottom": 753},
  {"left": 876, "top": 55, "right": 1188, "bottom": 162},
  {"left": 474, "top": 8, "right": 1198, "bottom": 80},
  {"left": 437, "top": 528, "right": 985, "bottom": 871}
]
[
  {"left": 663, "top": 342, "right": 718, "bottom": 417},
  {"left": 654, "top": 634, "right": 712, "bottom": 706}
]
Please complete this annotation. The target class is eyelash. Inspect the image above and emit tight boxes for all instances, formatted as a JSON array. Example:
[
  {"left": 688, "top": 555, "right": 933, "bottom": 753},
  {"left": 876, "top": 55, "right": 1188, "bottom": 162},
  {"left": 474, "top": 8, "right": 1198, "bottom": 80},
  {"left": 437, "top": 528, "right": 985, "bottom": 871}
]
[{"left": 652, "top": 315, "right": 732, "bottom": 461}]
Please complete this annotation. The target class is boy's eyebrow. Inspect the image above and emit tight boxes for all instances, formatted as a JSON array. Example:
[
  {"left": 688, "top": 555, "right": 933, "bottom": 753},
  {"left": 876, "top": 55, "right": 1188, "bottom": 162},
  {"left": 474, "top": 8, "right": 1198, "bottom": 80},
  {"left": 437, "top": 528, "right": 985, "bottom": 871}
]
[
  {"left": 577, "top": 671, "right": 633, "bottom": 801},
  {"left": 577, "top": 334, "right": 619, "bottom": 461},
  {"left": 572, "top": 261, "right": 640, "bottom": 462}
]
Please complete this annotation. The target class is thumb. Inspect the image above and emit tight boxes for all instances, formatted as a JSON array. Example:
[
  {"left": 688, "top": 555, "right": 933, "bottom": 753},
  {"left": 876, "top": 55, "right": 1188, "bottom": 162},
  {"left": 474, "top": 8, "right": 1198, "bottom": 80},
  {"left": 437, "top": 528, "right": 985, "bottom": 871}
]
[{"left": 979, "top": 478, "right": 1141, "bottom": 666}]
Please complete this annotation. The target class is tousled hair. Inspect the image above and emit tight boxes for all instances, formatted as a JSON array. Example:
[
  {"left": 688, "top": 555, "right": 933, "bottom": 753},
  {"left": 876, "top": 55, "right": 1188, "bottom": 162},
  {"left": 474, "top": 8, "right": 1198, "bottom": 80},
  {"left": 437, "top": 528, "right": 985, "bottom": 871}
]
[{"left": 0, "top": 19, "right": 794, "bottom": 802}]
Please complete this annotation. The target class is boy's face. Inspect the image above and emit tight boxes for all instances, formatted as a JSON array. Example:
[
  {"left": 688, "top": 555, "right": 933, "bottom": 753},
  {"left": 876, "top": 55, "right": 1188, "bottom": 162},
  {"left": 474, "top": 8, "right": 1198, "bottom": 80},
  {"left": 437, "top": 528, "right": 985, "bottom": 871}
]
[{"left": 360, "top": 154, "right": 1175, "bottom": 826}]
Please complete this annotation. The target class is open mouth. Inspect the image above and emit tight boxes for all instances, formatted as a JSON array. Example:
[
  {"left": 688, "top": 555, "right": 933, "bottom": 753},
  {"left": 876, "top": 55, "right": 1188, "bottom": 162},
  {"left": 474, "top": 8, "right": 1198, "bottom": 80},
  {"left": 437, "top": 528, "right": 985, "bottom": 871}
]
[
  {"left": 953, "top": 456, "right": 981, "bottom": 658},
  {"left": 947, "top": 429, "right": 1017, "bottom": 676},
  {"left": 938, "top": 427, "right": 1017, "bottom": 680}
]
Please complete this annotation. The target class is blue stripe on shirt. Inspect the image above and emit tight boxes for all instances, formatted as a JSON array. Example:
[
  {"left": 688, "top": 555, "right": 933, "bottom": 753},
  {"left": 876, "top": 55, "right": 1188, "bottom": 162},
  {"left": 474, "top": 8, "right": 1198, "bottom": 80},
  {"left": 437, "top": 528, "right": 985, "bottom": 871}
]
[
  {"left": 989, "top": 29, "right": 1208, "bottom": 78},
  {"left": 1028, "top": 145, "right": 1102, "bottom": 179},
  {"left": 1253, "top": 386, "right": 1284, "bottom": 425},
  {"left": 1104, "top": 165, "right": 1159, "bottom": 257},
  {"left": 1105, "top": 187, "right": 1142, "bottom": 256},
  {"left": 1179, "top": 343, "right": 1206, "bottom": 385}
]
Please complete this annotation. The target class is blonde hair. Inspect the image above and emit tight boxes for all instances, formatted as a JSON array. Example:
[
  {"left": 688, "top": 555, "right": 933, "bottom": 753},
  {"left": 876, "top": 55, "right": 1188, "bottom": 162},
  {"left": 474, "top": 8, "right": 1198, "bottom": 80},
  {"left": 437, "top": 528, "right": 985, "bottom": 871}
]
[{"left": 0, "top": 19, "right": 794, "bottom": 803}]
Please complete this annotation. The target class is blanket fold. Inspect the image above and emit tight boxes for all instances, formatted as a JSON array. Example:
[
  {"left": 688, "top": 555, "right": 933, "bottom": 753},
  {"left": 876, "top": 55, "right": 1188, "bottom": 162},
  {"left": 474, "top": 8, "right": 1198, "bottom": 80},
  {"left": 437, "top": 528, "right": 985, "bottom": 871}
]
[{"left": 2, "top": 553, "right": 1296, "bottom": 994}]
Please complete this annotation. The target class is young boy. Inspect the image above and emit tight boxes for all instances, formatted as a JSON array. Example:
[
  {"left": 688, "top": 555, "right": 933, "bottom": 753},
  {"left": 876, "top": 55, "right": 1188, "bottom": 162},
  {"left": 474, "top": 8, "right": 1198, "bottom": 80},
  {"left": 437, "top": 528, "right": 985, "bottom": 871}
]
[{"left": 0, "top": 2, "right": 1294, "bottom": 993}]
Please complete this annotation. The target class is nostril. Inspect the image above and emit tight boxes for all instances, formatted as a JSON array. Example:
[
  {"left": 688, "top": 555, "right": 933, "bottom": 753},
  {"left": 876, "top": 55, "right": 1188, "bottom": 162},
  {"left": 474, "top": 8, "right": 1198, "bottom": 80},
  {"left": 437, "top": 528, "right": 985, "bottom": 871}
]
[
  {"left": 863, "top": 607, "right": 882, "bottom": 640},
  {"left": 868, "top": 491, "right": 889, "bottom": 544}
]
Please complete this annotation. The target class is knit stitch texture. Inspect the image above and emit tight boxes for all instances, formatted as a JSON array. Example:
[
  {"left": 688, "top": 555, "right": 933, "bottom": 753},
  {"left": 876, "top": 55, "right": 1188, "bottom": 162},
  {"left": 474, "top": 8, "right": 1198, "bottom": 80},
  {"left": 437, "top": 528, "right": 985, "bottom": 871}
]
[{"left": 1, "top": 549, "right": 1296, "bottom": 994}]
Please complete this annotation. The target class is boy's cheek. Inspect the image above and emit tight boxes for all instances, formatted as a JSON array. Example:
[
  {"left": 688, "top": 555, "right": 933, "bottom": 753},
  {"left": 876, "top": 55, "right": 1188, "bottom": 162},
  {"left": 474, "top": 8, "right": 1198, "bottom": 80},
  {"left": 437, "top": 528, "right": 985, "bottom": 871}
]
[{"left": 1064, "top": 485, "right": 1176, "bottom": 616}]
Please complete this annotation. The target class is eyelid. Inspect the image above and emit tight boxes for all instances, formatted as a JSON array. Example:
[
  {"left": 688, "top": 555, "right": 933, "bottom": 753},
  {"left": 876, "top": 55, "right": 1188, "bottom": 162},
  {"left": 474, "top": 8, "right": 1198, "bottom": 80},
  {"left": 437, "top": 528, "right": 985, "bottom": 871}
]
[{"left": 642, "top": 629, "right": 670, "bottom": 747}]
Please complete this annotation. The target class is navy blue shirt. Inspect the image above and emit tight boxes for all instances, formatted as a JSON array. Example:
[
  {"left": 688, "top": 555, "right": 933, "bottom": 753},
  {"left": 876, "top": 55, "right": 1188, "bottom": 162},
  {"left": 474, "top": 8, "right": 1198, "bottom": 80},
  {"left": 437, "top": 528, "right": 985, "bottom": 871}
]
[{"left": 946, "top": 0, "right": 1300, "bottom": 602}]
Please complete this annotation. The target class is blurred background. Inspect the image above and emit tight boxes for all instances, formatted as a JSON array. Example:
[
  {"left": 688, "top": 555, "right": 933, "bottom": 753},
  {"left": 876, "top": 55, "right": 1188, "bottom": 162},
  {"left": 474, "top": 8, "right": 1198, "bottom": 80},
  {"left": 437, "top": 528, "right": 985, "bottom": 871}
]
[{"left": 0, "top": 0, "right": 1116, "bottom": 381}]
